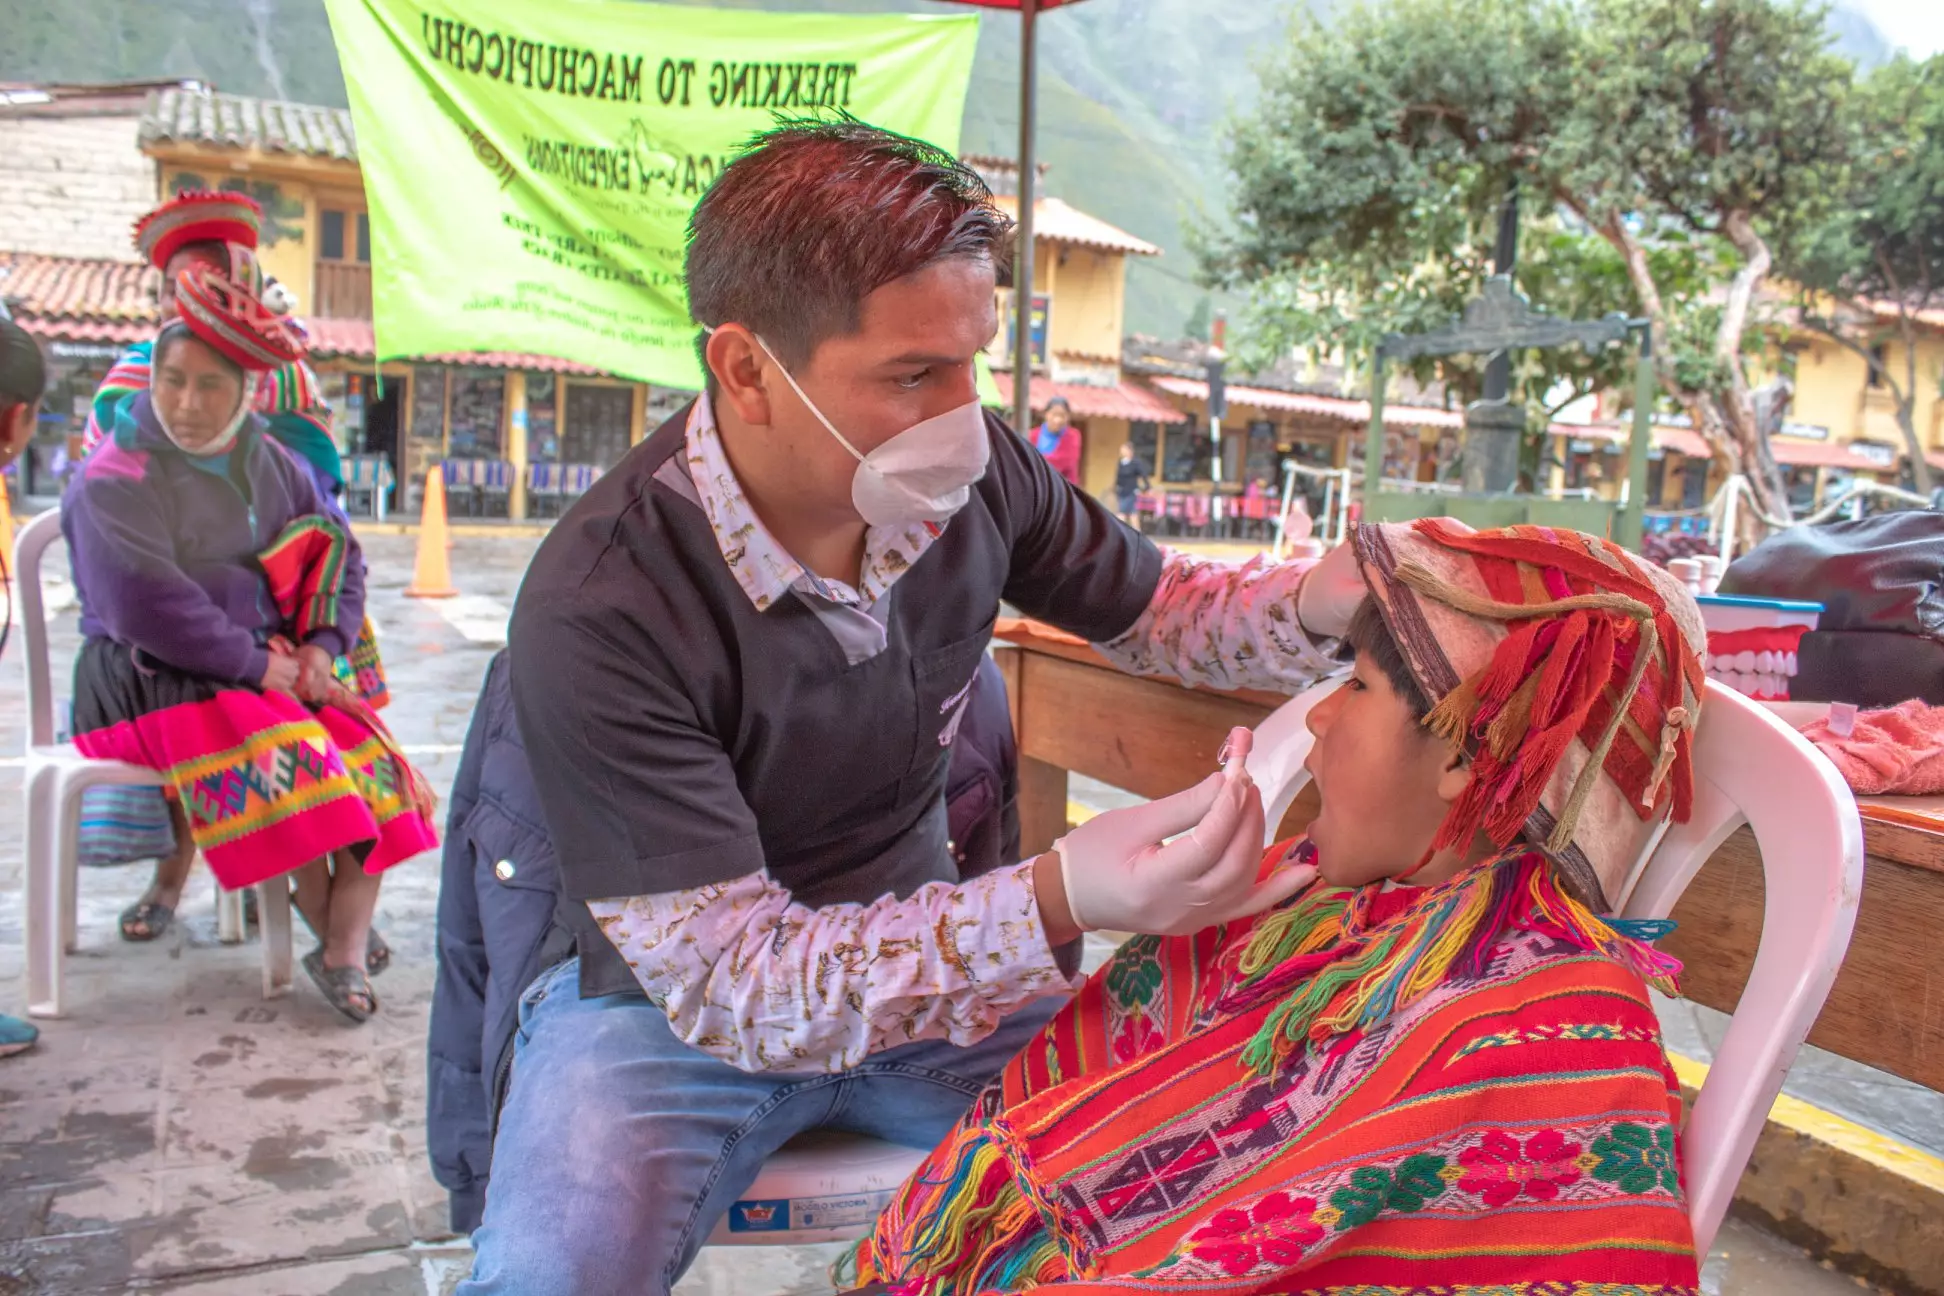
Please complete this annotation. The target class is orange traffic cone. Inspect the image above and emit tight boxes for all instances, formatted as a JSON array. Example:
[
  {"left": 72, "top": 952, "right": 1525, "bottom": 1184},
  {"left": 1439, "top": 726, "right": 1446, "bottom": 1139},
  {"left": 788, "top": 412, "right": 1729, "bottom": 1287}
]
[
  {"left": 406, "top": 465, "right": 457, "bottom": 599},
  {"left": 0, "top": 475, "right": 14, "bottom": 582}
]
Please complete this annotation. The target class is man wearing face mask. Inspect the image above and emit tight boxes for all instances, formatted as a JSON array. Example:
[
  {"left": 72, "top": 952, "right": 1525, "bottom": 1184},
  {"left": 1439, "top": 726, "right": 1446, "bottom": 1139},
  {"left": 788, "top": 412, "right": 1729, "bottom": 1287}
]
[{"left": 477, "top": 121, "right": 1366, "bottom": 1295}]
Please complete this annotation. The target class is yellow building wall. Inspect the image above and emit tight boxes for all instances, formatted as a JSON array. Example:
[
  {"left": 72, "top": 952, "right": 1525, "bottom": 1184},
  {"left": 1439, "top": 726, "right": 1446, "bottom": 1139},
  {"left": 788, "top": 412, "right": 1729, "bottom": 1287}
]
[
  {"left": 1789, "top": 335, "right": 1944, "bottom": 449},
  {"left": 1079, "top": 415, "right": 1130, "bottom": 499},
  {"left": 1048, "top": 247, "right": 1125, "bottom": 362},
  {"left": 154, "top": 153, "right": 368, "bottom": 314}
]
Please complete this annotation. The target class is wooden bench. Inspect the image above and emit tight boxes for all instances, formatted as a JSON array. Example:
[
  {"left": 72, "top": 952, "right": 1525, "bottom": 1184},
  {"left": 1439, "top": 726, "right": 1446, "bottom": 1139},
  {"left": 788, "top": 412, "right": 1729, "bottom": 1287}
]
[{"left": 991, "top": 617, "right": 1944, "bottom": 1097}]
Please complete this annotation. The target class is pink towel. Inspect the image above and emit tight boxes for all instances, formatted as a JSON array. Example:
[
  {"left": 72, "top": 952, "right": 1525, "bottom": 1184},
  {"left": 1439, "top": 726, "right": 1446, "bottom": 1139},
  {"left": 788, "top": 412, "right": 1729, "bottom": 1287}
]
[{"left": 1800, "top": 699, "right": 1944, "bottom": 795}]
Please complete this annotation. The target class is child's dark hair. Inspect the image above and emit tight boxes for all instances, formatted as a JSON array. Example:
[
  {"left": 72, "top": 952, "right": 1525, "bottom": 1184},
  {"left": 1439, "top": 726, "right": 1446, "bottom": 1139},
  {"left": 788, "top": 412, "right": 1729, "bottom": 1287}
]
[{"left": 1343, "top": 596, "right": 1432, "bottom": 722}]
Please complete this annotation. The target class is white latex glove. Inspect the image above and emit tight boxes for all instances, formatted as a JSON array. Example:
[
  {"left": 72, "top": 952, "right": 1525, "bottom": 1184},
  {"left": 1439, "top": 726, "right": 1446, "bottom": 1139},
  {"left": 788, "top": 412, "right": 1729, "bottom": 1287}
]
[
  {"left": 1294, "top": 536, "right": 1366, "bottom": 639},
  {"left": 1054, "top": 728, "right": 1317, "bottom": 935}
]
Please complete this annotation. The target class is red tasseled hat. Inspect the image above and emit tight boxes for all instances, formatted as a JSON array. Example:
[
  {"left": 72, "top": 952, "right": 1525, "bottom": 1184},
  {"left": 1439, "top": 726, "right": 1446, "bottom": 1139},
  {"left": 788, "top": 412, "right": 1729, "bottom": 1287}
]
[
  {"left": 1353, "top": 519, "right": 1708, "bottom": 911},
  {"left": 170, "top": 265, "right": 306, "bottom": 373},
  {"left": 132, "top": 190, "right": 263, "bottom": 271}
]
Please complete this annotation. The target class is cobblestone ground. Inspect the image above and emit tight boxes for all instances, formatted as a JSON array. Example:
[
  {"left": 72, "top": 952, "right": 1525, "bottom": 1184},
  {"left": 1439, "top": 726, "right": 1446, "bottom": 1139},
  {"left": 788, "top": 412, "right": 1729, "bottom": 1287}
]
[{"left": 0, "top": 528, "right": 1890, "bottom": 1293}]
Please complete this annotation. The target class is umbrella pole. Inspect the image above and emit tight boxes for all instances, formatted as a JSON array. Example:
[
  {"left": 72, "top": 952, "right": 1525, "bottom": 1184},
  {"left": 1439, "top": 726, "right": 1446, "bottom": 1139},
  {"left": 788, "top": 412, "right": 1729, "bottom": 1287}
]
[{"left": 1012, "top": 0, "right": 1039, "bottom": 436}]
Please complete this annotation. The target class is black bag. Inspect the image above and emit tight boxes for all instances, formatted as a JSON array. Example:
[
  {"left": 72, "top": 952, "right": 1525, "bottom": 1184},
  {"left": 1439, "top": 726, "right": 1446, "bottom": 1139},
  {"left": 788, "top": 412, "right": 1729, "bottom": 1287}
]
[{"left": 1717, "top": 511, "right": 1944, "bottom": 706}]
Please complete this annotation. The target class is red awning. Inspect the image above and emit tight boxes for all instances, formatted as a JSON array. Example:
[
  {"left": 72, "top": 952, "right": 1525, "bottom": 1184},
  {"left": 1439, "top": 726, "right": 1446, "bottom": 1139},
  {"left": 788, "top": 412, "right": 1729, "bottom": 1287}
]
[
  {"left": 940, "top": 1, "right": 1090, "bottom": 8},
  {"left": 1148, "top": 375, "right": 1463, "bottom": 429},
  {"left": 993, "top": 373, "right": 1187, "bottom": 424},
  {"left": 303, "top": 318, "right": 605, "bottom": 375},
  {"left": 1768, "top": 438, "right": 1898, "bottom": 473}
]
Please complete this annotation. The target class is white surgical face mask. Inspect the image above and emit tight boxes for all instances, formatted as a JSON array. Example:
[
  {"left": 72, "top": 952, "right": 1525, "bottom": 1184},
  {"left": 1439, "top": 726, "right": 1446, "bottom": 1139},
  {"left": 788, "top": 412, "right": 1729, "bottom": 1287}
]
[{"left": 730, "top": 330, "right": 990, "bottom": 528}]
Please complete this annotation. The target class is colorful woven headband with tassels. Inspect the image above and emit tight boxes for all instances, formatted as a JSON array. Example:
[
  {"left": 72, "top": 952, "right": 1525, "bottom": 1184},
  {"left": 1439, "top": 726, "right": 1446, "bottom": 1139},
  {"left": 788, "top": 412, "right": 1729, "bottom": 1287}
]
[
  {"left": 170, "top": 265, "right": 307, "bottom": 373},
  {"left": 1391, "top": 520, "right": 1705, "bottom": 858}
]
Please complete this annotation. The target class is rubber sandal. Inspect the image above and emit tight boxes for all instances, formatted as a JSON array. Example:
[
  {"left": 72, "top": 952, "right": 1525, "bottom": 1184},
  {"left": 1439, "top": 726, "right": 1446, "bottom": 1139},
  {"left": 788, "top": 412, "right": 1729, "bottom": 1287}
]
[
  {"left": 119, "top": 900, "right": 175, "bottom": 943},
  {"left": 365, "top": 929, "right": 391, "bottom": 978},
  {"left": 302, "top": 949, "right": 378, "bottom": 1023}
]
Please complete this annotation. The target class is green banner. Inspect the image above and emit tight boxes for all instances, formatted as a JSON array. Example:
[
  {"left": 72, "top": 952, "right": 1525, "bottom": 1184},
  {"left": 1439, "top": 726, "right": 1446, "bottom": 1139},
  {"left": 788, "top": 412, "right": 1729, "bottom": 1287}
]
[{"left": 323, "top": 0, "right": 979, "bottom": 387}]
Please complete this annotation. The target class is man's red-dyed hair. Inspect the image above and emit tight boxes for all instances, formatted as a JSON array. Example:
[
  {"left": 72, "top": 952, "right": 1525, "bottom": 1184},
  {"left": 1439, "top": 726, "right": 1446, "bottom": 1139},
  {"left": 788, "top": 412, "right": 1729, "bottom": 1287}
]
[{"left": 685, "top": 117, "right": 1014, "bottom": 376}]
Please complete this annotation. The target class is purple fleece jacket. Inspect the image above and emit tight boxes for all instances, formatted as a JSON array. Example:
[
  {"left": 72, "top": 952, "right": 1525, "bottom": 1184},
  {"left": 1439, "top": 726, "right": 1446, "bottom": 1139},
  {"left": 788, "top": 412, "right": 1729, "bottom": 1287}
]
[{"left": 61, "top": 391, "right": 365, "bottom": 686}]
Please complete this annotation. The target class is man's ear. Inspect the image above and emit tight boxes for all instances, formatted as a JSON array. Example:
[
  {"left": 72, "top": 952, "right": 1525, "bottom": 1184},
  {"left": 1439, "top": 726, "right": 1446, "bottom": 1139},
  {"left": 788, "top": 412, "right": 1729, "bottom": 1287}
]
[
  {"left": 1434, "top": 742, "right": 1471, "bottom": 806},
  {"left": 705, "top": 325, "right": 775, "bottom": 429}
]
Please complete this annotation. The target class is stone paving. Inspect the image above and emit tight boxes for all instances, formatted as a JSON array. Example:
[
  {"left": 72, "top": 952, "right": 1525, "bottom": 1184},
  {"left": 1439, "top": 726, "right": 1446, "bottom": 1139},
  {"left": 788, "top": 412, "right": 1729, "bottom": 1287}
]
[{"left": 0, "top": 528, "right": 1903, "bottom": 1293}]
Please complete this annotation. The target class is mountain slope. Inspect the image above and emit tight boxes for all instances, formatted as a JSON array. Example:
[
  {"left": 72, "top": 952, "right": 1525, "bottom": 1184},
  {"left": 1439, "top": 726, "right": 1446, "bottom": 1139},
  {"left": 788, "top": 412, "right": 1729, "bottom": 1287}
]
[{"left": 0, "top": 0, "right": 1900, "bottom": 335}]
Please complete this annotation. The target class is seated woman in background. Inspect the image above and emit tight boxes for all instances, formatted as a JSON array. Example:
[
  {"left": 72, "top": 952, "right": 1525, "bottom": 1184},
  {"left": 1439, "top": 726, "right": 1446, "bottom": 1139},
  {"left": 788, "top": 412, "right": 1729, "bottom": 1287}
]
[
  {"left": 61, "top": 266, "right": 438, "bottom": 1022},
  {"left": 85, "top": 189, "right": 395, "bottom": 954},
  {"left": 853, "top": 519, "right": 1704, "bottom": 1293}
]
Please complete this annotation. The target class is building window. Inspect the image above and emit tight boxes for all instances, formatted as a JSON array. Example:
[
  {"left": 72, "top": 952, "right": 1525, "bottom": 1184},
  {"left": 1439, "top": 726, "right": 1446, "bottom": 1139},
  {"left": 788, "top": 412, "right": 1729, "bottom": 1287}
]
[
  {"left": 1244, "top": 420, "right": 1279, "bottom": 485},
  {"left": 1163, "top": 414, "right": 1210, "bottom": 483},
  {"left": 1128, "top": 420, "right": 1160, "bottom": 476},
  {"left": 448, "top": 370, "right": 506, "bottom": 458},
  {"left": 563, "top": 383, "right": 634, "bottom": 471},
  {"left": 1869, "top": 343, "right": 1887, "bottom": 389},
  {"left": 319, "top": 208, "right": 371, "bottom": 264},
  {"left": 528, "top": 374, "right": 559, "bottom": 460}
]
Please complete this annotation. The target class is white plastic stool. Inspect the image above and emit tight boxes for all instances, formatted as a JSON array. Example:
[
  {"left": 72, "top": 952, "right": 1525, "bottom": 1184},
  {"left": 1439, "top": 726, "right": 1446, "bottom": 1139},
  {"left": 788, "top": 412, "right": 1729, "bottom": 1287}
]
[
  {"left": 711, "top": 1130, "right": 928, "bottom": 1246},
  {"left": 15, "top": 508, "right": 295, "bottom": 1017}
]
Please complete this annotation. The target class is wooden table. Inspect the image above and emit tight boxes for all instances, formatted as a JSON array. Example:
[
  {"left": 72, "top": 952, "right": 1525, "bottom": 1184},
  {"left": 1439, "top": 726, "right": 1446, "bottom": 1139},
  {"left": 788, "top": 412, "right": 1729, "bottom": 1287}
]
[{"left": 992, "top": 618, "right": 1944, "bottom": 1096}]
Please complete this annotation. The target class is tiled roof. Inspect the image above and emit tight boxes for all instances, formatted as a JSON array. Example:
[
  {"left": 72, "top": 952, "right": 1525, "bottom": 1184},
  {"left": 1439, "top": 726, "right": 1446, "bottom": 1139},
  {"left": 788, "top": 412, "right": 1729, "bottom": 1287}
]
[
  {"left": 992, "top": 195, "right": 1161, "bottom": 257},
  {"left": 140, "top": 86, "right": 358, "bottom": 162},
  {"left": 0, "top": 252, "right": 155, "bottom": 343},
  {"left": 0, "top": 257, "right": 607, "bottom": 374},
  {"left": 992, "top": 373, "right": 1187, "bottom": 423},
  {"left": 1866, "top": 299, "right": 1944, "bottom": 331},
  {"left": 303, "top": 318, "right": 604, "bottom": 375}
]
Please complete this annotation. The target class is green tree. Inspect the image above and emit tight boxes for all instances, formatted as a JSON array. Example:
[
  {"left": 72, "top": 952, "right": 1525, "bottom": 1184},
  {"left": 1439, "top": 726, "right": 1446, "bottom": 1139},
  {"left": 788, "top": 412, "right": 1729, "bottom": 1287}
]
[
  {"left": 1777, "top": 54, "right": 1944, "bottom": 492},
  {"left": 1184, "top": 295, "right": 1214, "bottom": 342},
  {"left": 1206, "top": 0, "right": 1854, "bottom": 527}
]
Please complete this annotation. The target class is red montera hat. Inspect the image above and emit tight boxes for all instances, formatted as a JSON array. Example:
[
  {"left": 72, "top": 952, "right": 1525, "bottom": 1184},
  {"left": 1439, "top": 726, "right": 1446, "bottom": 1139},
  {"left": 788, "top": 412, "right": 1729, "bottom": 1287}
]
[
  {"left": 171, "top": 265, "right": 306, "bottom": 372},
  {"left": 133, "top": 190, "right": 263, "bottom": 271},
  {"left": 1352, "top": 519, "right": 1707, "bottom": 911}
]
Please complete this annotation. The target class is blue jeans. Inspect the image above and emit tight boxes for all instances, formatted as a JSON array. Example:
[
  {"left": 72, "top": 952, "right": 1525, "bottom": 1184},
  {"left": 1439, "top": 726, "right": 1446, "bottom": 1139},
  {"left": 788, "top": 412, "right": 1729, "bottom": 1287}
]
[{"left": 458, "top": 958, "right": 1064, "bottom": 1296}]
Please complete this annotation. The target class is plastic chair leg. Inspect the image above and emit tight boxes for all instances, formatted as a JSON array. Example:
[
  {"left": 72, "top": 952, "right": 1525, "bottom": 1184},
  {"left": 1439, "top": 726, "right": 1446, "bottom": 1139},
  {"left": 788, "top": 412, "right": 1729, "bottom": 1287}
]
[
  {"left": 59, "top": 778, "right": 80, "bottom": 956},
  {"left": 257, "top": 881, "right": 293, "bottom": 999},
  {"left": 24, "top": 765, "right": 65, "bottom": 1019},
  {"left": 216, "top": 886, "right": 246, "bottom": 945}
]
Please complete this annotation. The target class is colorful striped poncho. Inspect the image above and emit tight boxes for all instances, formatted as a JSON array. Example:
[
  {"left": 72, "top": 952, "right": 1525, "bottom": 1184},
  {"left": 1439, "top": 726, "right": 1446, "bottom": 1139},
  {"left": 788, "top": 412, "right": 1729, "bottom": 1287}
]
[{"left": 854, "top": 843, "right": 1700, "bottom": 1294}]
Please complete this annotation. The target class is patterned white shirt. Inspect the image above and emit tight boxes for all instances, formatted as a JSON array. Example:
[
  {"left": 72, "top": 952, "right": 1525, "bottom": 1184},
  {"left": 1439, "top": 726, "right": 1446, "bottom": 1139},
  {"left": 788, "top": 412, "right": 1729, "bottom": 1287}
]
[{"left": 590, "top": 397, "right": 1336, "bottom": 1073}]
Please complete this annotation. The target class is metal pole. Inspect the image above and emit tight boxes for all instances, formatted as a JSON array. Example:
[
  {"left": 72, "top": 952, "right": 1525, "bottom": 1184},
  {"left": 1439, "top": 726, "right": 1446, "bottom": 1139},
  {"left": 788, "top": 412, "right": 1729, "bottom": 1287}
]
[
  {"left": 1208, "top": 412, "right": 1223, "bottom": 528},
  {"left": 1011, "top": 0, "right": 1039, "bottom": 436},
  {"left": 1619, "top": 326, "right": 1654, "bottom": 550},
  {"left": 1482, "top": 182, "right": 1519, "bottom": 404},
  {"left": 1364, "top": 351, "right": 1387, "bottom": 518},
  {"left": 1274, "top": 457, "right": 1298, "bottom": 560}
]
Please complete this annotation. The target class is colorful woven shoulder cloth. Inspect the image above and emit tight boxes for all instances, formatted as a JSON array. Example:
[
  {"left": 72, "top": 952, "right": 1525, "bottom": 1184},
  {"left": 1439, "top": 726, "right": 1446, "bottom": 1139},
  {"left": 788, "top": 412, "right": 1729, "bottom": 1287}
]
[{"left": 852, "top": 845, "right": 1699, "bottom": 1295}]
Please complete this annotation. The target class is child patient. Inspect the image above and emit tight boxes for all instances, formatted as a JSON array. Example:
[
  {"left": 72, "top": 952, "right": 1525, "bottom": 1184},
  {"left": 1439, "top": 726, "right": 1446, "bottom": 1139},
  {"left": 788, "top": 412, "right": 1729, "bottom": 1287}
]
[{"left": 853, "top": 519, "right": 1705, "bottom": 1293}]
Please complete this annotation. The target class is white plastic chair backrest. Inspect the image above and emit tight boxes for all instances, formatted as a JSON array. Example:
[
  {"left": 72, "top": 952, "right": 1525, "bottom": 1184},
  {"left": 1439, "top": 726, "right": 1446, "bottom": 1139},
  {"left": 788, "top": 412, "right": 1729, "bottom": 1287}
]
[
  {"left": 1240, "top": 675, "right": 1862, "bottom": 1256},
  {"left": 1617, "top": 680, "right": 1860, "bottom": 1253},
  {"left": 13, "top": 506, "right": 64, "bottom": 750}
]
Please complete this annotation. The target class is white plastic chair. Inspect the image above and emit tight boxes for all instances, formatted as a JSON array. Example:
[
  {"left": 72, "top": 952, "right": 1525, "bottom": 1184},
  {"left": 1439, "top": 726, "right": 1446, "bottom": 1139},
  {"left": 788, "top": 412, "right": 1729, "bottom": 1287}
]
[
  {"left": 15, "top": 508, "right": 294, "bottom": 1018},
  {"left": 1242, "top": 674, "right": 1862, "bottom": 1254}
]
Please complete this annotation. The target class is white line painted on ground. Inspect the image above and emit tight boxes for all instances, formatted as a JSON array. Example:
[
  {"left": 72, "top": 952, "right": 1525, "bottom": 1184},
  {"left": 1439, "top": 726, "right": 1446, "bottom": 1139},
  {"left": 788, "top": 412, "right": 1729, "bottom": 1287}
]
[{"left": 432, "top": 595, "right": 511, "bottom": 645}]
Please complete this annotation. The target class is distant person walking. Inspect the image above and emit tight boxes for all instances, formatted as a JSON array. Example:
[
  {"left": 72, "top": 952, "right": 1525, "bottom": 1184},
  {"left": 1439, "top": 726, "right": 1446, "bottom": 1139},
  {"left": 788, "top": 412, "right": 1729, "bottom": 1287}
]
[
  {"left": 1032, "top": 395, "right": 1081, "bottom": 486},
  {"left": 1113, "top": 441, "right": 1149, "bottom": 524}
]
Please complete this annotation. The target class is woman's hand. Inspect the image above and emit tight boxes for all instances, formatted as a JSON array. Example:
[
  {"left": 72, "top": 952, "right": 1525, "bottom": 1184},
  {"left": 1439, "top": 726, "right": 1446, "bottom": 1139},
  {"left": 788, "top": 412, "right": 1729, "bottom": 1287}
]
[
  {"left": 260, "top": 651, "right": 302, "bottom": 696},
  {"left": 294, "top": 644, "right": 336, "bottom": 704}
]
